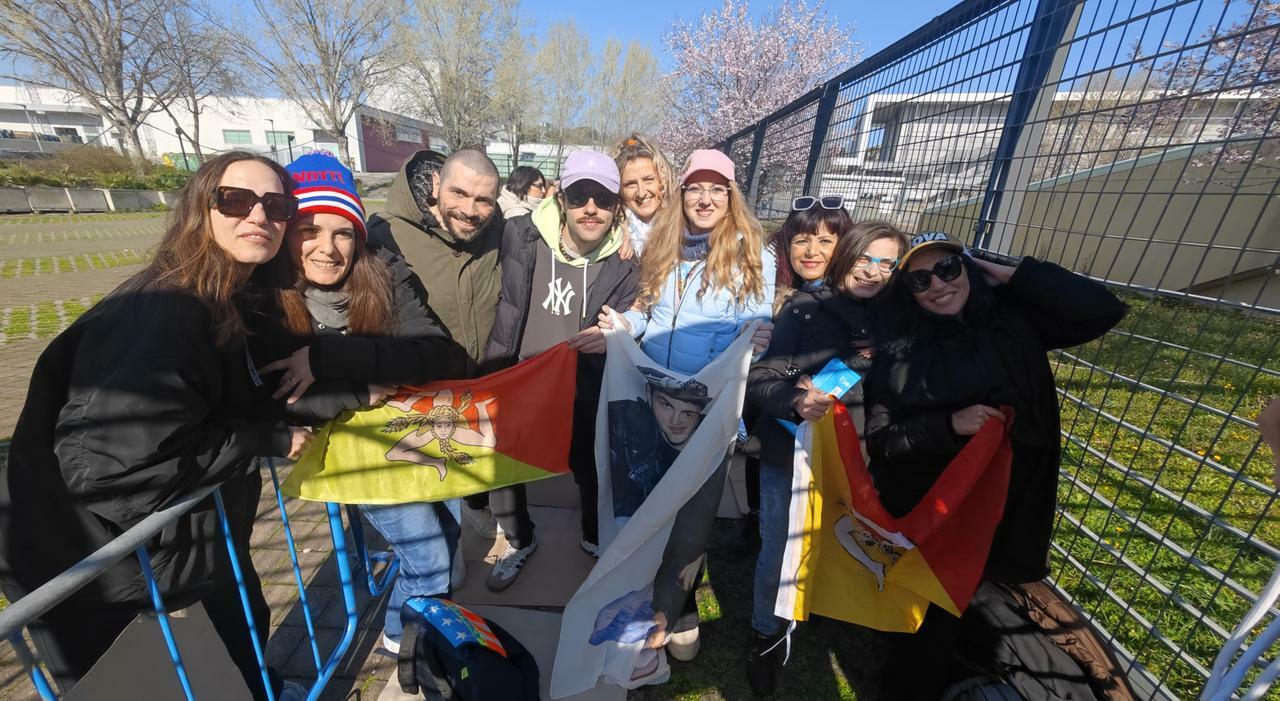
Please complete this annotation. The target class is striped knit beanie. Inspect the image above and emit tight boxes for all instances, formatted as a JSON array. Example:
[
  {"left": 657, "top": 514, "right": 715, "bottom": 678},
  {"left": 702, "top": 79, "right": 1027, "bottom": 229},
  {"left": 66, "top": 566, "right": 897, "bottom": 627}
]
[{"left": 285, "top": 151, "right": 367, "bottom": 240}]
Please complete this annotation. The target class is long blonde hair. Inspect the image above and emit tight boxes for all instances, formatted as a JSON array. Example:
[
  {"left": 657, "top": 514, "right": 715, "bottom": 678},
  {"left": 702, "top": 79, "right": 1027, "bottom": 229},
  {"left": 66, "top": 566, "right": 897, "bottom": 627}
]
[
  {"left": 609, "top": 133, "right": 676, "bottom": 204},
  {"left": 636, "top": 178, "right": 766, "bottom": 310}
]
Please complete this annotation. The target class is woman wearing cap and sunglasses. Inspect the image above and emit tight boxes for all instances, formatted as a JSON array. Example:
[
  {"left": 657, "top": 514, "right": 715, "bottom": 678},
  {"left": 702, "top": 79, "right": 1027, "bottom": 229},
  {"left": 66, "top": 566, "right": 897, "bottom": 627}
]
[
  {"left": 743, "top": 208, "right": 907, "bottom": 694},
  {"left": 0, "top": 152, "right": 312, "bottom": 700},
  {"left": 598, "top": 149, "right": 775, "bottom": 662},
  {"left": 864, "top": 233, "right": 1126, "bottom": 699}
]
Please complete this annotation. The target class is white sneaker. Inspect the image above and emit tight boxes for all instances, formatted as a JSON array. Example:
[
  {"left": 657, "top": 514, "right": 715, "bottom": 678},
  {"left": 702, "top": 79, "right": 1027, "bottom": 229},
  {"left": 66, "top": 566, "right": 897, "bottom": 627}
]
[
  {"left": 667, "top": 626, "right": 700, "bottom": 661},
  {"left": 485, "top": 537, "right": 537, "bottom": 592},
  {"left": 462, "top": 504, "right": 501, "bottom": 538},
  {"left": 381, "top": 632, "right": 401, "bottom": 654},
  {"left": 451, "top": 546, "right": 466, "bottom": 588}
]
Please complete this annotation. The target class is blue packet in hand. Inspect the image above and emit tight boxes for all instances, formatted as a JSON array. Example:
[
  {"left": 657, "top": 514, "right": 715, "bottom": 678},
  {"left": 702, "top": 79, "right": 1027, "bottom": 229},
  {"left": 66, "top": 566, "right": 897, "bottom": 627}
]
[{"left": 776, "top": 358, "right": 862, "bottom": 436}]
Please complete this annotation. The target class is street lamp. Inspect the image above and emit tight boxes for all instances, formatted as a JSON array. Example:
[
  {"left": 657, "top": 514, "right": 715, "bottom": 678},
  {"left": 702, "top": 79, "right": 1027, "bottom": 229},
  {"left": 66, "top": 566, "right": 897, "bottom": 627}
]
[
  {"left": 266, "top": 117, "right": 277, "bottom": 158},
  {"left": 287, "top": 134, "right": 295, "bottom": 162},
  {"left": 175, "top": 126, "right": 190, "bottom": 170}
]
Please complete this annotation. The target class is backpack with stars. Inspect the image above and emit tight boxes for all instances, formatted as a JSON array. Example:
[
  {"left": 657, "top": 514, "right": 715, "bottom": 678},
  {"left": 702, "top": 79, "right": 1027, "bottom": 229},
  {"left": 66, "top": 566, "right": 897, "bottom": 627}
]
[{"left": 397, "top": 596, "right": 540, "bottom": 701}]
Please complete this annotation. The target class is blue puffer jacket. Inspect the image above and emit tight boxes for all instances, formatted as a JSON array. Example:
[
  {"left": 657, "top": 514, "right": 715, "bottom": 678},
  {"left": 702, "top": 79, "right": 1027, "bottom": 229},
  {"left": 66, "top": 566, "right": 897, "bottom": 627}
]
[{"left": 623, "top": 245, "right": 777, "bottom": 375}]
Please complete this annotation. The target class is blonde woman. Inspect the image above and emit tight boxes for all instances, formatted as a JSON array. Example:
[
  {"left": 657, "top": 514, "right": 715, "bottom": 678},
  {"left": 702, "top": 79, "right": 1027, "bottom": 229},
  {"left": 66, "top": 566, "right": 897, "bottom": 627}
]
[
  {"left": 610, "top": 134, "right": 676, "bottom": 256},
  {"left": 599, "top": 149, "right": 775, "bottom": 662}
]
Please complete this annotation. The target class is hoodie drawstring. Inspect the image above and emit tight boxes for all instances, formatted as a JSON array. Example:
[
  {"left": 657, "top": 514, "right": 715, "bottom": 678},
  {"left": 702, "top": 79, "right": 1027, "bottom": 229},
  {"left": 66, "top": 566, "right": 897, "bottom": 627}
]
[{"left": 759, "top": 619, "right": 797, "bottom": 666}]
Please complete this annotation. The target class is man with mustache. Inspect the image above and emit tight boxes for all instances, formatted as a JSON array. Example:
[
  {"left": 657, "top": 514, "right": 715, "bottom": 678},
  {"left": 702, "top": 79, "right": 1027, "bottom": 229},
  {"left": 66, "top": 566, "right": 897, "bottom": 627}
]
[{"left": 482, "top": 149, "right": 639, "bottom": 590}]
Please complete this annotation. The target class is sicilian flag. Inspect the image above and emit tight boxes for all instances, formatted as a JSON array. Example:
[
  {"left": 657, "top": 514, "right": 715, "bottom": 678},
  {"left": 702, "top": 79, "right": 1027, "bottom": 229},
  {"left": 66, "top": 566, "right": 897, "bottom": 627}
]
[
  {"left": 775, "top": 403, "right": 1013, "bottom": 632},
  {"left": 282, "top": 343, "right": 577, "bottom": 503}
]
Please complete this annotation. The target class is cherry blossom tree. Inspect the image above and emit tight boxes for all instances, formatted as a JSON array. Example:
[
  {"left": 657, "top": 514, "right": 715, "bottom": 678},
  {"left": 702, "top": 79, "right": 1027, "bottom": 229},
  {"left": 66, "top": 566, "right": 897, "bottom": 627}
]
[{"left": 660, "top": 0, "right": 859, "bottom": 160}]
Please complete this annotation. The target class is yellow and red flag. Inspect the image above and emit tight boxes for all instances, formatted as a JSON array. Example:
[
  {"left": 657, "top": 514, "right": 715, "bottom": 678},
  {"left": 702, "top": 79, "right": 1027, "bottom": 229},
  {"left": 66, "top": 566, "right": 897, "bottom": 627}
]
[
  {"left": 282, "top": 343, "right": 577, "bottom": 503},
  {"left": 776, "top": 403, "right": 1013, "bottom": 633}
]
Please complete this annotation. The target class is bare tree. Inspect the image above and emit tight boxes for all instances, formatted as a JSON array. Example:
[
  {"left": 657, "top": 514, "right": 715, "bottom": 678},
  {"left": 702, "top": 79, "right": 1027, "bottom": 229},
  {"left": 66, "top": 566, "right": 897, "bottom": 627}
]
[
  {"left": 0, "top": 0, "right": 175, "bottom": 172},
  {"left": 153, "top": 4, "right": 245, "bottom": 163},
  {"left": 248, "top": 0, "right": 395, "bottom": 169},
  {"left": 398, "top": 0, "right": 523, "bottom": 151},
  {"left": 537, "top": 19, "right": 592, "bottom": 163},
  {"left": 493, "top": 29, "right": 542, "bottom": 168},
  {"left": 589, "top": 39, "right": 665, "bottom": 147}
]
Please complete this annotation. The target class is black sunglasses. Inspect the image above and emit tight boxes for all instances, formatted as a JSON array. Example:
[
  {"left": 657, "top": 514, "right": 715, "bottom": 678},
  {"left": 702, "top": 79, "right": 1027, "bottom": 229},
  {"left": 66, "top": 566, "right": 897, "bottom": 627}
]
[
  {"left": 791, "top": 195, "right": 843, "bottom": 211},
  {"left": 562, "top": 184, "right": 620, "bottom": 210},
  {"left": 903, "top": 254, "right": 965, "bottom": 293},
  {"left": 211, "top": 185, "right": 299, "bottom": 222}
]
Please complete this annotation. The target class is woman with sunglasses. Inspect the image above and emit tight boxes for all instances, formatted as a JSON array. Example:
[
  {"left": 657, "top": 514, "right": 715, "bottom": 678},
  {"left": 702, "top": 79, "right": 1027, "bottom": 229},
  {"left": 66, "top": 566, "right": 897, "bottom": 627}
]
[
  {"left": 254, "top": 152, "right": 473, "bottom": 655},
  {"left": 0, "top": 152, "right": 312, "bottom": 700},
  {"left": 599, "top": 149, "right": 775, "bottom": 662},
  {"left": 743, "top": 211, "right": 907, "bottom": 695},
  {"left": 864, "top": 231, "right": 1126, "bottom": 699}
]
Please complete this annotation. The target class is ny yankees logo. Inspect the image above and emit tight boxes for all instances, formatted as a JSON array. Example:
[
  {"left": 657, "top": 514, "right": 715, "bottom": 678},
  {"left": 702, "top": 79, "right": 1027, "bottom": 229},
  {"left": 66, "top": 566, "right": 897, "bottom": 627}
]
[{"left": 543, "top": 277, "right": 575, "bottom": 316}]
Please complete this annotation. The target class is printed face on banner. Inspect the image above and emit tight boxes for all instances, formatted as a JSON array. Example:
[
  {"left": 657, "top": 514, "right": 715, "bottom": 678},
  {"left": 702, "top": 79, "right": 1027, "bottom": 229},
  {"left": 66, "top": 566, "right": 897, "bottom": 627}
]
[{"left": 607, "top": 367, "right": 713, "bottom": 521}]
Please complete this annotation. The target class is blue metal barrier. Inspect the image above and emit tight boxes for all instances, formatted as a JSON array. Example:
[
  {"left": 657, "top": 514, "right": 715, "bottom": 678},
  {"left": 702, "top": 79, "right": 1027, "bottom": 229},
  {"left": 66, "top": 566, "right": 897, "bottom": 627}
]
[{"left": 0, "top": 459, "right": 400, "bottom": 700}]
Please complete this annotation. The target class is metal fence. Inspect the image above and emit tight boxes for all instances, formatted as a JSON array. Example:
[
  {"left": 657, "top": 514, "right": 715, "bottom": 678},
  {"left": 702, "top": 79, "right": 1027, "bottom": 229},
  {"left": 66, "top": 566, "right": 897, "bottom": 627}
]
[{"left": 717, "top": 0, "right": 1280, "bottom": 697}]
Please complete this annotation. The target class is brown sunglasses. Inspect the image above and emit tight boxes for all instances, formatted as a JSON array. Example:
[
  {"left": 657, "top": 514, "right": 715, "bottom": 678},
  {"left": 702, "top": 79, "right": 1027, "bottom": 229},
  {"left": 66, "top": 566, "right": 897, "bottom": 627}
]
[{"left": 211, "top": 185, "right": 299, "bottom": 222}]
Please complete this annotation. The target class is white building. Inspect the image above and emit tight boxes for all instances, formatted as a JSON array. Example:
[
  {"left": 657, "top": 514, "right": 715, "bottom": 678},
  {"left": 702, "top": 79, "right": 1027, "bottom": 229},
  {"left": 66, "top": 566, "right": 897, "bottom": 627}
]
[{"left": 0, "top": 82, "right": 447, "bottom": 173}]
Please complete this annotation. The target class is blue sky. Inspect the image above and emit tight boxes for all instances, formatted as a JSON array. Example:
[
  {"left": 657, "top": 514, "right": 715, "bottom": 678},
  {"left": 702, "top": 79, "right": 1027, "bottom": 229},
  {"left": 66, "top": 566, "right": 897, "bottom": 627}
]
[{"left": 525, "top": 0, "right": 962, "bottom": 69}]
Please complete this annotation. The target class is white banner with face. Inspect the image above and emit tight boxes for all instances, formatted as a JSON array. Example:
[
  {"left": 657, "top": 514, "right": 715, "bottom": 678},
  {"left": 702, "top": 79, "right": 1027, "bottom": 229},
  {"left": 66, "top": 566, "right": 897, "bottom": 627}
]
[{"left": 549, "top": 319, "right": 756, "bottom": 697}]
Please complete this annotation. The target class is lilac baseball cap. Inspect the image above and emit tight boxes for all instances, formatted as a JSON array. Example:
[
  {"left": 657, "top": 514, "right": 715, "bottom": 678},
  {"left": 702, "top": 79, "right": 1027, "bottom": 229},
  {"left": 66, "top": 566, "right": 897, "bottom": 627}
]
[
  {"left": 561, "top": 150, "right": 621, "bottom": 193},
  {"left": 680, "top": 149, "right": 736, "bottom": 185}
]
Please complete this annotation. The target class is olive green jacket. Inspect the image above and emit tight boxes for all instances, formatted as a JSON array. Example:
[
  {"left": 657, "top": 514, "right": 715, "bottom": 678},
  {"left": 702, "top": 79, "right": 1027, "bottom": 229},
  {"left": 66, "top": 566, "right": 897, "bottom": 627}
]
[{"left": 366, "top": 151, "right": 503, "bottom": 371}]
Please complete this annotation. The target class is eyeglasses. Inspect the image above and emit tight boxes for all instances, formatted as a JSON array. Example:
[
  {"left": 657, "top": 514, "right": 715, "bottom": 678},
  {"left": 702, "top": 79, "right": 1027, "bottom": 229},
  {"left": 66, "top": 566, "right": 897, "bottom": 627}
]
[
  {"left": 791, "top": 195, "right": 843, "bottom": 211},
  {"left": 681, "top": 185, "right": 730, "bottom": 202},
  {"left": 211, "top": 186, "right": 298, "bottom": 222},
  {"left": 902, "top": 254, "right": 964, "bottom": 293},
  {"left": 563, "top": 185, "right": 620, "bottom": 210},
  {"left": 854, "top": 254, "right": 900, "bottom": 273}
]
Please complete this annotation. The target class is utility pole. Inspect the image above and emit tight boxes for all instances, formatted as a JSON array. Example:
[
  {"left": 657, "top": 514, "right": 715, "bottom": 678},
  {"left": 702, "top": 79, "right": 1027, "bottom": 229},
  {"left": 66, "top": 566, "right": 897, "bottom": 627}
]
[
  {"left": 266, "top": 117, "right": 277, "bottom": 159},
  {"left": 175, "top": 126, "right": 190, "bottom": 170}
]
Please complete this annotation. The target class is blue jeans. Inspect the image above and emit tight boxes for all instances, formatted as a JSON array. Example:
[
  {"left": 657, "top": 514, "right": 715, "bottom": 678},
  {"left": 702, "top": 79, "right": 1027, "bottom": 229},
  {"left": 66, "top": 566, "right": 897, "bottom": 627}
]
[
  {"left": 360, "top": 499, "right": 461, "bottom": 642},
  {"left": 752, "top": 460, "right": 791, "bottom": 636}
]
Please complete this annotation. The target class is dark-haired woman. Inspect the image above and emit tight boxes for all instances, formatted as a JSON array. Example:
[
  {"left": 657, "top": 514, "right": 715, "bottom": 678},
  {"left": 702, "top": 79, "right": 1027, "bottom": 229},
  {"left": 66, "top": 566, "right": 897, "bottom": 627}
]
[
  {"left": 260, "top": 152, "right": 472, "bottom": 654},
  {"left": 0, "top": 152, "right": 312, "bottom": 699},
  {"left": 865, "top": 232, "right": 1126, "bottom": 699},
  {"left": 743, "top": 208, "right": 907, "bottom": 695},
  {"left": 498, "top": 165, "right": 548, "bottom": 218}
]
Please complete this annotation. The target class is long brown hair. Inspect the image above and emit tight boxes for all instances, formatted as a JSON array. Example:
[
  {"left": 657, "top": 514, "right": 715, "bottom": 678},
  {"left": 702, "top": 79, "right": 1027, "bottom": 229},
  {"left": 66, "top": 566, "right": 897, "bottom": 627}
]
[
  {"left": 826, "top": 220, "right": 910, "bottom": 290},
  {"left": 276, "top": 230, "right": 395, "bottom": 337},
  {"left": 636, "top": 179, "right": 766, "bottom": 310},
  {"left": 131, "top": 151, "right": 292, "bottom": 348}
]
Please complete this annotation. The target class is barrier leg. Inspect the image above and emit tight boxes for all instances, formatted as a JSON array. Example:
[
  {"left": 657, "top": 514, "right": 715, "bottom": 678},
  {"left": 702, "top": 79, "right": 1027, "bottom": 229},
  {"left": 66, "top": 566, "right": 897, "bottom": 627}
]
[
  {"left": 265, "top": 458, "right": 324, "bottom": 672},
  {"left": 304, "top": 503, "right": 359, "bottom": 701},
  {"left": 213, "top": 488, "right": 276, "bottom": 701},
  {"left": 8, "top": 633, "right": 57, "bottom": 701},
  {"left": 345, "top": 504, "right": 400, "bottom": 598},
  {"left": 135, "top": 547, "right": 196, "bottom": 701}
]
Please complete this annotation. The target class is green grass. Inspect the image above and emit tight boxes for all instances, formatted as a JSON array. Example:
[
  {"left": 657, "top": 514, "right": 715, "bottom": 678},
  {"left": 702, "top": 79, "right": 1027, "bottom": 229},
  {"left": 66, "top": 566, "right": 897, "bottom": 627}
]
[
  {"left": 0, "top": 211, "right": 167, "bottom": 226},
  {"left": 1, "top": 293, "right": 104, "bottom": 343},
  {"left": 0, "top": 249, "right": 150, "bottom": 279},
  {"left": 1049, "top": 291, "right": 1280, "bottom": 698}
]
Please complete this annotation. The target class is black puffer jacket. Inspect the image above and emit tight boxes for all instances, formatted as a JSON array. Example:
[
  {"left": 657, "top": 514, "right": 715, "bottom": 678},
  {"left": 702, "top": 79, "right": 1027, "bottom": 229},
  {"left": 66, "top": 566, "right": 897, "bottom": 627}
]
[
  {"left": 747, "top": 286, "right": 878, "bottom": 468},
  {"left": 484, "top": 213, "right": 638, "bottom": 477},
  {"left": 865, "top": 257, "right": 1126, "bottom": 584},
  {"left": 0, "top": 286, "right": 291, "bottom": 609}
]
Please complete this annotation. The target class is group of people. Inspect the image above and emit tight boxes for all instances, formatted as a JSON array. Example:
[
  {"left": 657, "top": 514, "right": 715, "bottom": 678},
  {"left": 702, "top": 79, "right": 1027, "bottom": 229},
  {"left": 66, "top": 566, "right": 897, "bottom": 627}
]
[{"left": 0, "top": 128, "right": 1133, "bottom": 700}]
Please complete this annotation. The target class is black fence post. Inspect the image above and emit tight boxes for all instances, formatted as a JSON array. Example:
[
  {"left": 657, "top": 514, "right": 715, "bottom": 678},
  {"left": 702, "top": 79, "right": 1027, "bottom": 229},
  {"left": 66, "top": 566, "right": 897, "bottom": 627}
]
[
  {"left": 973, "top": 0, "right": 1082, "bottom": 248},
  {"left": 801, "top": 82, "right": 842, "bottom": 196},
  {"left": 744, "top": 123, "right": 768, "bottom": 206}
]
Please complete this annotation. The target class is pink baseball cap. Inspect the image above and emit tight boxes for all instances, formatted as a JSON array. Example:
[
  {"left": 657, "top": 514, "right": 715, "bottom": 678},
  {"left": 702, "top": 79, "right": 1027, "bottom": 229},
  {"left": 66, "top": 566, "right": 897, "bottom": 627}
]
[{"left": 679, "top": 149, "right": 736, "bottom": 185}]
